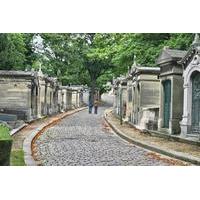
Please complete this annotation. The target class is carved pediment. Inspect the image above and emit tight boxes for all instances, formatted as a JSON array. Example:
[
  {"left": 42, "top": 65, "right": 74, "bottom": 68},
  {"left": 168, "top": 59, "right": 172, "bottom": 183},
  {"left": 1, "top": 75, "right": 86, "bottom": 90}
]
[
  {"left": 179, "top": 46, "right": 200, "bottom": 69},
  {"left": 179, "top": 34, "right": 200, "bottom": 69}
]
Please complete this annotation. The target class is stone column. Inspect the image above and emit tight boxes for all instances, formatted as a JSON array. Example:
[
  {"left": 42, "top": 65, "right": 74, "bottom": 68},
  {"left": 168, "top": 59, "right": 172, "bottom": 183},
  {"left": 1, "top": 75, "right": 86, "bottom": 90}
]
[
  {"left": 170, "top": 75, "right": 183, "bottom": 134},
  {"left": 76, "top": 91, "right": 78, "bottom": 107},
  {"left": 130, "top": 85, "right": 134, "bottom": 123},
  {"left": 27, "top": 82, "right": 33, "bottom": 121},
  {"left": 44, "top": 83, "right": 48, "bottom": 115},
  {"left": 37, "top": 86, "right": 42, "bottom": 118},
  {"left": 117, "top": 89, "right": 120, "bottom": 115},
  {"left": 135, "top": 83, "right": 140, "bottom": 125},
  {"left": 180, "top": 83, "right": 191, "bottom": 137},
  {"left": 158, "top": 80, "right": 164, "bottom": 130},
  {"left": 112, "top": 88, "right": 117, "bottom": 113},
  {"left": 132, "top": 85, "right": 136, "bottom": 124},
  {"left": 169, "top": 77, "right": 174, "bottom": 134}
]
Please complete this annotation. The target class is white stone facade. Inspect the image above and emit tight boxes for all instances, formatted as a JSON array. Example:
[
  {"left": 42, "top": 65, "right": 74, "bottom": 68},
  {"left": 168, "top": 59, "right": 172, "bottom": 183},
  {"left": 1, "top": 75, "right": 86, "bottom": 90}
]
[{"left": 179, "top": 41, "right": 200, "bottom": 137}]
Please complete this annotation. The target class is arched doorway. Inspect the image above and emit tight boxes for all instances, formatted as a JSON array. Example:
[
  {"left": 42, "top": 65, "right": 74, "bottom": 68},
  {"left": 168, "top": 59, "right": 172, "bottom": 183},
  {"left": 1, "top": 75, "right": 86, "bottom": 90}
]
[
  {"left": 191, "top": 72, "right": 200, "bottom": 133},
  {"left": 163, "top": 80, "right": 171, "bottom": 128}
]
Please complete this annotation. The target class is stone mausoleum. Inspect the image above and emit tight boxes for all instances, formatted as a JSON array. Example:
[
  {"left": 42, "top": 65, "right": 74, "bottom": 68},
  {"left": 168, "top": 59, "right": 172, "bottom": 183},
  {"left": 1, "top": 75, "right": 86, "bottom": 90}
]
[
  {"left": 0, "top": 69, "right": 59, "bottom": 122},
  {"left": 70, "top": 85, "right": 84, "bottom": 108},
  {"left": 129, "top": 63, "right": 160, "bottom": 130},
  {"left": 58, "top": 86, "right": 73, "bottom": 112},
  {"left": 156, "top": 47, "right": 186, "bottom": 134},
  {"left": 0, "top": 70, "right": 41, "bottom": 121},
  {"left": 113, "top": 61, "right": 160, "bottom": 131},
  {"left": 179, "top": 34, "right": 200, "bottom": 137}
]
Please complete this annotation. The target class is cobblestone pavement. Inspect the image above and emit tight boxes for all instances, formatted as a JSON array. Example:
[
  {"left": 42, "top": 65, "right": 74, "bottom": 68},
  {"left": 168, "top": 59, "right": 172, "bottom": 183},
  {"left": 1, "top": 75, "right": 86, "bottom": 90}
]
[{"left": 34, "top": 105, "right": 184, "bottom": 166}]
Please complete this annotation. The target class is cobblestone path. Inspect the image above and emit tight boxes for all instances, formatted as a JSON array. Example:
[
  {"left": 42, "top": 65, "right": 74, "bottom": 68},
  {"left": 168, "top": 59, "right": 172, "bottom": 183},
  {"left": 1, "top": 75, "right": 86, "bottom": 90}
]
[{"left": 34, "top": 106, "right": 180, "bottom": 166}]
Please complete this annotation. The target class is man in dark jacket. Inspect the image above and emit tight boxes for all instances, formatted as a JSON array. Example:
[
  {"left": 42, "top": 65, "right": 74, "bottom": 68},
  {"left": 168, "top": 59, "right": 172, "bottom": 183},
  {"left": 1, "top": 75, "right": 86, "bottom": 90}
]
[{"left": 88, "top": 91, "right": 93, "bottom": 114}]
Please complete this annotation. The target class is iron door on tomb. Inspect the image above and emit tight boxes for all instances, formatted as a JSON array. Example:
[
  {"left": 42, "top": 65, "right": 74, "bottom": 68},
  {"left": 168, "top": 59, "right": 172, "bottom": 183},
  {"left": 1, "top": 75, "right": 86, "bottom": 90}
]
[
  {"left": 163, "top": 80, "right": 171, "bottom": 128},
  {"left": 191, "top": 72, "right": 200, "bottom": 133}
]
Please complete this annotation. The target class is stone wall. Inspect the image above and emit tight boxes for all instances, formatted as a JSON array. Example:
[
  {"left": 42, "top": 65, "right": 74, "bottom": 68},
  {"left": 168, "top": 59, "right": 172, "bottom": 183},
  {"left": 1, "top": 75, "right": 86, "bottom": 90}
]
[
  {"left": 0, "top": 74, "right": 35, "bottom": 121},
  {"left": 140, "top": 81, "right": 160, "bottom": 107}
]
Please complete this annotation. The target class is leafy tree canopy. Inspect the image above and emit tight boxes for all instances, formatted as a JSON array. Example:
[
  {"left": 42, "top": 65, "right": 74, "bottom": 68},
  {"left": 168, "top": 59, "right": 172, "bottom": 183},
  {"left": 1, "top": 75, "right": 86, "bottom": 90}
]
[{"left": 0, "top": 33, "right": 27, "bottom": 70}]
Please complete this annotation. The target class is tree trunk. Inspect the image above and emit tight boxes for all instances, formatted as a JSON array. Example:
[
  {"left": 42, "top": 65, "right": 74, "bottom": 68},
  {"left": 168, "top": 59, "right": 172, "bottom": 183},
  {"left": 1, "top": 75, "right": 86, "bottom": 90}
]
[{"left": 90, "top": 78, "right": 96, "bottom": 103}]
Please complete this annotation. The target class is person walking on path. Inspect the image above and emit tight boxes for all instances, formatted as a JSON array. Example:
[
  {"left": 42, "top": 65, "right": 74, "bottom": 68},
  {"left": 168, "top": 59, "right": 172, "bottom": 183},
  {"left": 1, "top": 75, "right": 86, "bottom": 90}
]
[
  {"left": 94, "top": 98, "right": 99, "bottom": 114},
  {"left": 88, "top": 92, "right": 93, "bottom": 114}
]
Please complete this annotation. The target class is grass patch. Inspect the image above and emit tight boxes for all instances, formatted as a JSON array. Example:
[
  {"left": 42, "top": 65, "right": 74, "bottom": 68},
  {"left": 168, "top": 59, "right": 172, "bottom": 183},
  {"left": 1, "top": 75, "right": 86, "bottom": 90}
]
[
  {"left": 10, "top": 149, "right": 26, "bottom": 166},
  {"left": 0, "top": 125, "right": 11, "bottom": 140},
  {"left": 0, "top": 125, "right": 25, "bottom": 166}
]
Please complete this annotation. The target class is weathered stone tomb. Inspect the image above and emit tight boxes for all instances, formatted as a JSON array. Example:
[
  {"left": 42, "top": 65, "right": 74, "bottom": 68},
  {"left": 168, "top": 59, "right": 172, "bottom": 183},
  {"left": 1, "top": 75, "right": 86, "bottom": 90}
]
[
  {"left": 156, "top": 47, "right": 186, "bottom": 134},
  {"left": 129, "top": 64, "right": 160, "bottom": 130},
  {"left": 0, "top": 70, "right": 59, "bottom": 121},
  {"left": 179, "top": 34, "right": 200, "bottom": 137}
]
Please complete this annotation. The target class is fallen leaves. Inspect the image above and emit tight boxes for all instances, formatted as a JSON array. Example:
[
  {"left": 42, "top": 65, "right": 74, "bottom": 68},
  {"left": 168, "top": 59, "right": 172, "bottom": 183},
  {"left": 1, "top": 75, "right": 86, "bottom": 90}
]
[{"left": 146, "top": 152, "right": 190, "bottom": 166}]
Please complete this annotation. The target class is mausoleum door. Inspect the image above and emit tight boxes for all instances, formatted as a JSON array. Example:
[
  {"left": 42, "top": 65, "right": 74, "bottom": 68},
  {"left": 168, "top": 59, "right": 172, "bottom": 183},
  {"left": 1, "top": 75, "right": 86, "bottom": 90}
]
[
  {"left": 191, "top": 72, "right": 200, "bottom": 133},
  {"left": 163, "top": 80, "right": 171, "bottom": 128}
]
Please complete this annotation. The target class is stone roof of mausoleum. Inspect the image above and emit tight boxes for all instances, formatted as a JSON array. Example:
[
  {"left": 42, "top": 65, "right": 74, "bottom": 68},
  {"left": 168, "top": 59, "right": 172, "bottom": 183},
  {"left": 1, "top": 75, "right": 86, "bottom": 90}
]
[
  {"left": 130, "top": 65, "right": 160, "bottom": 76},
  {"left": 0, "top": 70, "right": 37, "bottom": 78},
  {"left": 156, "top": 47, "right": 187, "bottom": 65}
]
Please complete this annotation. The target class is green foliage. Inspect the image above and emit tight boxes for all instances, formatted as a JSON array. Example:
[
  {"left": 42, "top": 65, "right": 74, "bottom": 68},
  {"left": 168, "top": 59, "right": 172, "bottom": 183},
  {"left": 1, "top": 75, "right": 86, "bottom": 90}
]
[
  {"left": 164, "top": 33, "right": 193, "bottom": 50},
  {"left": 0, "top": 33, "right": 27, "bottom": 70},
  {"left": 40, "top": 33, "right": 88, "bottom": 85},
  {"left": 0, "top": 124, "right": 11, "bottom": 140},
  {"left": 111, "top": 33, "right": 170, "bottom": 74},
  {"left": 0, "top": 125, "right": 12, "bottom": 166},
  {"left": 96, "top": 69, "right": 113, "bottom": 94}
]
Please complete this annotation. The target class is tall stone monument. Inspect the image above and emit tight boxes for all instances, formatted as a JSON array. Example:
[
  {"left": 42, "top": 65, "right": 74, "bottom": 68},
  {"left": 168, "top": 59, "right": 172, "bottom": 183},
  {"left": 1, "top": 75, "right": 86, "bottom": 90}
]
[{"left": 156, "top": 47, "right": 186, "bottom": 134}]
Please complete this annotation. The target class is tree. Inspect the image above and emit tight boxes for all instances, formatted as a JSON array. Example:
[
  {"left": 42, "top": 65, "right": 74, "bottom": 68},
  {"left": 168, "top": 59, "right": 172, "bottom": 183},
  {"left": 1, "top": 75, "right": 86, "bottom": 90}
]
[
  {"left": 41, "top": 33, "right": 89, "bottom": 84},
  {"left": 0, "top": 33, "right": 27, "bottom": 70},
  {"left": 78, "top": 33, "right": 115, "bottom": 99},
  {"left": 164, "top": 33, "right": 193, "bottom": 50}
]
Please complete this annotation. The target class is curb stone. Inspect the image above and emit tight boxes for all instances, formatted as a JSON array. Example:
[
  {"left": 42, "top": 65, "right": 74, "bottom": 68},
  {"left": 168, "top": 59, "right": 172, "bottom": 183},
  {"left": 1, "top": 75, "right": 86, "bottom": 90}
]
[
  {"left": 23, "top": 107, "right": 87, "bottom": 166},
  {"left": 104, "top": 110, "right": 200, "bottom": 166},
  {"left": 11, "top": 123, "right": 28, "bottom": 136},
  {"left": 23, "top": 129, "right": 41, "bottom": 166}
]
